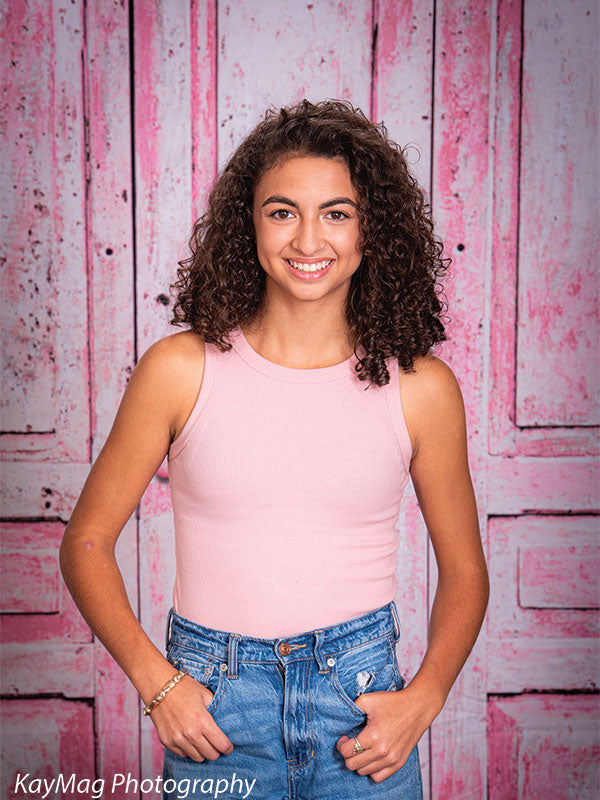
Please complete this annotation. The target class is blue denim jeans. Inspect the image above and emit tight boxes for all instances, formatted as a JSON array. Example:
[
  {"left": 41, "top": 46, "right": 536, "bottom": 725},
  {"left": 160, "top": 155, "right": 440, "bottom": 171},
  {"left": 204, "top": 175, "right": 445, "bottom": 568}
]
[{"left": 163, "top": 602, "right": 423, "bottom": 799}]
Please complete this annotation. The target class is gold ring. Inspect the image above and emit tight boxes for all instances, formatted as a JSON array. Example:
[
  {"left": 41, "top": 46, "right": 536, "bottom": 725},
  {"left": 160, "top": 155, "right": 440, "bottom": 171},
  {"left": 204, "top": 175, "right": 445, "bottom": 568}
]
[{"left": 352, "top": 736, "right": 364, "bottom": 754}]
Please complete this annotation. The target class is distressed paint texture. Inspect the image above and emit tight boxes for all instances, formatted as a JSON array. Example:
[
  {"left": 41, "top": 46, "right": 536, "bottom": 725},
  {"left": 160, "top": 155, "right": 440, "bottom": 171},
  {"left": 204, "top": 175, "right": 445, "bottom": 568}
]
[
  {"left": 1, "top": 0, "right": 598, "bottom": 797},
  {"left": 429, "top": 0, "right": 492, "bottom": 795},
  {"left": 516, "top": 0, "right": 599, "bottom": 426},
  {"left": 488, "top": 696, "right": 599, "bottom": 798}
]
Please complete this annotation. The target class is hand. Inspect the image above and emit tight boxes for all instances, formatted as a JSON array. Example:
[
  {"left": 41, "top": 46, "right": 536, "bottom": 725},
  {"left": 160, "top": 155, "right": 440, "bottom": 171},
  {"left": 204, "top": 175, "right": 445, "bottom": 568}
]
[
  {"left": 336, "top": 684, "right": 437, "bottom": 783},
  {"left": 150, "top": 675, "right": 234, "bottom": 762}
]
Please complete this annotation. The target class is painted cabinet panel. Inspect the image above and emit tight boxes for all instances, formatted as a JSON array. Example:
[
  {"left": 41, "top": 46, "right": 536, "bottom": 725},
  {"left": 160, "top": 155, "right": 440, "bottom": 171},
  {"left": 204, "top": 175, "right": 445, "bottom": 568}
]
[
  {"left": 516, "top": 0, "right": 599, "bottom": 427},
  {"left": 488, "top": 695, "right": 599, "bottom": 799},
  {"left": 1, "top": 700, "right": 95, "bottom": 799},
  {"left": 1, "top": 0, "right": 88, "bottom": 462},
  {"left": 486, "top": 1, "right": 599, "bottom": 797},
  {"left": 1, "top": 0, "right": 139, "bottom": 795},
  {"left": 487, "top": 516, "right": 598, "bottom": 692},
  {"left": 1, "top": 3, "right": 95, "bottom": 796}
]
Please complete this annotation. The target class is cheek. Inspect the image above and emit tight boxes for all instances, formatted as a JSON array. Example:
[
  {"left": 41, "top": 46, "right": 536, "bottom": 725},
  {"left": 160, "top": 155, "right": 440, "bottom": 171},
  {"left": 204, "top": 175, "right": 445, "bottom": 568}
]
[
  {"left": 340, "top": 226, "right": 362, "bottom": 258},
  {"left": 254, "top": 228, "right": 288, "bottom": 265}
]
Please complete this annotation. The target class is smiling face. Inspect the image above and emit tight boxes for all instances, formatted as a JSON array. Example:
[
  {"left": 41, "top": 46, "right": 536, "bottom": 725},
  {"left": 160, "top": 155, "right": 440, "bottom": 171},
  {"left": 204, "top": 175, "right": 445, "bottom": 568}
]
[{"left": 251, "top": 154, "right": 363, "bottom": 305}]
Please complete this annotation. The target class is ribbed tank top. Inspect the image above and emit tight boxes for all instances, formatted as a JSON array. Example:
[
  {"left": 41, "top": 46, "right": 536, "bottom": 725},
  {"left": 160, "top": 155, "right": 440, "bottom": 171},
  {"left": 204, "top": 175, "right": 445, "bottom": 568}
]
[{"left": 167, "top": 326, "right": 413, "bottom": 638}]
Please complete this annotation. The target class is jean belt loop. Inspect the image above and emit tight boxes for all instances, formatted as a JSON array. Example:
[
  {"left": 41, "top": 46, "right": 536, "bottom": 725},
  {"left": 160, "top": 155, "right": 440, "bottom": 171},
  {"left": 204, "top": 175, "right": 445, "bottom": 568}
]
[
  {"left": 165, "top": 607, "right": 174, "bottom": 651},
  {"left": 227, "top": 634, "right": 240, "bottom": 679},
  {"left": 312, "top": 630, "right": 328, "bottom": 674},
  {"left": 390, "top": 600, "right": 401, "bottom": 642}
]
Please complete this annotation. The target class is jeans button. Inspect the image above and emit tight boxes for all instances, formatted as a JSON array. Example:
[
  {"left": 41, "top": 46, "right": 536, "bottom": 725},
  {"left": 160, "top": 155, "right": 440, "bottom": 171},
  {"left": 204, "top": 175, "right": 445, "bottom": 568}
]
[{"left": 278, "top": 642, "right": 291, "bottom": 656}]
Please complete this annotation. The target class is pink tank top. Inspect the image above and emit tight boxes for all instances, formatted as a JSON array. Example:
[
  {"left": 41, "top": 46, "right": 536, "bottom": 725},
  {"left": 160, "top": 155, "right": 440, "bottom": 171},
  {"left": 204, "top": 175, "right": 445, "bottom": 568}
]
[{"left": 167, "top": 326, "right": 412, "bottom": 637}]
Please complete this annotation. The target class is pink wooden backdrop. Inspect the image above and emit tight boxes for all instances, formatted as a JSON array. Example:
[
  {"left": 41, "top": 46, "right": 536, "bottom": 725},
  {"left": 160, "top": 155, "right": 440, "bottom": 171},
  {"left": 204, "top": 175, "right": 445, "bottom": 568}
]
[{"left": 1, "top": 0, "right": 598, "bottom": 797}]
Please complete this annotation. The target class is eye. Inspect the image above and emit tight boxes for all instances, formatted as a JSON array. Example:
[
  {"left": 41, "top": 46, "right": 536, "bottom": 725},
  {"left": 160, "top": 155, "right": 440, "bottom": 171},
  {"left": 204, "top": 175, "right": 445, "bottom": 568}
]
[
  {"left": 270, "top": 209, "right": 295, "bottom": 220},
  {"left": 326, "top": 210, "right": 350, "bottom": 221}
]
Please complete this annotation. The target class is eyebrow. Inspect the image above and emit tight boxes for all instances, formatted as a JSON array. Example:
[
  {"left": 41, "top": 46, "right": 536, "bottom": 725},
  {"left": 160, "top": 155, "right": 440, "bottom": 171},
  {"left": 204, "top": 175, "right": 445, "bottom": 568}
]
[{"left": 261, "top": 195, "right": 357, "bottom": 210}]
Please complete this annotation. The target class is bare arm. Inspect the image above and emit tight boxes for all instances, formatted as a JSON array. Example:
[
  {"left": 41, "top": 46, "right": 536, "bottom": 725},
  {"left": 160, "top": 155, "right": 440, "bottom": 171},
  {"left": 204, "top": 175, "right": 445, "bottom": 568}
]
[
  {"left": 59, "top": 332, "right": 233, "bottom": 761},
  {"left": 402, "top": 356, "right": 489, "bottom": 712},
  {"left": 337, "top": 355, "right": 489, "bottom": 781}
]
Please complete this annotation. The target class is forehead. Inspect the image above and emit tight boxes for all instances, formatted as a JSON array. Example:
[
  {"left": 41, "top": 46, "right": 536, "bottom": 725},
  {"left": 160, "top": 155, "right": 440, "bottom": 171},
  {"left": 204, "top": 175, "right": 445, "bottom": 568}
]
[{"left": 254, "top": 155, "right": 355, "bottom": 198}]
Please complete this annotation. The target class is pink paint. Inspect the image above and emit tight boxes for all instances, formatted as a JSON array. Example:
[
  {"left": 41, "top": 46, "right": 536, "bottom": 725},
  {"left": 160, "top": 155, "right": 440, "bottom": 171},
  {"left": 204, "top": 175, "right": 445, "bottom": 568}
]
[
  {"left": 488, "top": 695, "right": 599, "bottom": 798},
  {"left": 190, "top": 0, "right": 217, "bottom": 214},
  {"left": 428, "top": 3, "right": 492, "bottom": 795},
  {"left": 3, "top": 0, "right": 597, "bottom": 795},
  {"left": 1, "top": 700, "right": 94, "bottom": 800},
  {"left": 519, "top": 543, "right": 599, "bottom": 609},
  {"left": 132, "top": 3, "right": 160, "bottom": 194}
]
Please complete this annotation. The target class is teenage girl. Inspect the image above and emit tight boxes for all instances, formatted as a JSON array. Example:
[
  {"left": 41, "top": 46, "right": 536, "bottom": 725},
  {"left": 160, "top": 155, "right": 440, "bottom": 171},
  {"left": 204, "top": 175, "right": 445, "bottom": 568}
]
[{"left": 60, "top": 99, "right": 489, "bottom": 799}]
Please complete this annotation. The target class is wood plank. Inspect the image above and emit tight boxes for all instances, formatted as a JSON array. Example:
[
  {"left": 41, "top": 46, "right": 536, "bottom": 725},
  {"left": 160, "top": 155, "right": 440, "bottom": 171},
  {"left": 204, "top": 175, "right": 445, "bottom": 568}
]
[
  {"left": 1, "top": 462, "right": 92, "bottom": 518},
  {"left": 516, "top": 0, "right": 599, "bottom": 426},
  {"left": 487, "top": 516, "right": 598, "bottom": 692},
  {"left": 519, "top": 544, "right": 599, "bottom": 609},
  {"left": 374, "top": 0, "right": 434, "bottom": 192},
  {"left": 133, "top": 0, "right": 196, "bottom": 778},
  {"left": 217, "top": 0, "right": 372, "bottom": 167},
  {"left": 1, "top": 579, "right": 92, "bottom": 645},
  {"left": 191, "top": 0, "right": 218, "bottom": 213},
  {"left": 487, "top": 456, "right": 599, "bottom": 514},
  {"left": 1, "top": 644, "right": 94, "bottom": 697},
  {"left": 1, "top": 0, "right": 89, "bottom": 462},
  {"left": 133, "top": 0, "right": 194, "bottom": 354},
  {"left": 487, "top": 516, "right": 598, "bottom": 639},
  {"left": 1, "top": 521, "right": 63, "bottom": 613},
  {"left": 85, "top": 0, "right": 140, "bottom": 783},
  {"left": 487, "top": 638, "right": 599, "bottom": 692},
  {"left": 429, "top": 0, "right": 492, "bottom": 794},
  {"left": 374, "top": 5, "right": 435, "bottom": 790},
  {"left": 429, "top": 0, "right": 493, "bottom": 799},
  {"left": 489, "top": 0, "right": 599, "bottom": 457},
  {"left": 488, "top": 694, "right": 600, "bottom": 798},
  {"left": 1, "top": 699, "right": 95, "bottom": 800}
]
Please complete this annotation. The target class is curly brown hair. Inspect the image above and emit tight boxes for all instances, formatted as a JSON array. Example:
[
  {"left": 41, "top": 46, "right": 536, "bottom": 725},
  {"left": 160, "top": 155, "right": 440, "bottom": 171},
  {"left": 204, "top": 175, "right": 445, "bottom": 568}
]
[{"left": 169, "top": 98, "right": 450, "bottom": 386}]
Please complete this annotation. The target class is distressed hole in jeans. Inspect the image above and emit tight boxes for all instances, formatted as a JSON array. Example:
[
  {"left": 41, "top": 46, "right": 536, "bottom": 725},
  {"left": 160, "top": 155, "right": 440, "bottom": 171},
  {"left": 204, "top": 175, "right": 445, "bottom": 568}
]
[{"left": 356, "top": 670, "right": 375, "bottom": 694}]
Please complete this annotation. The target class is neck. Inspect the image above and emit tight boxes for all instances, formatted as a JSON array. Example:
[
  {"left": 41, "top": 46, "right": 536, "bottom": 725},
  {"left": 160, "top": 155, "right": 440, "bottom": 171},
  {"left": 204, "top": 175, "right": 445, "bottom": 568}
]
[{"left": 242, "top": 306, "right": 355, "bottom": 370}]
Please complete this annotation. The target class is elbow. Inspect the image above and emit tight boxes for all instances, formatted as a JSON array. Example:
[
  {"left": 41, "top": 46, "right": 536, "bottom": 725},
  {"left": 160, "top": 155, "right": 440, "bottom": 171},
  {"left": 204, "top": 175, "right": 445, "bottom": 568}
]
[
  {"left": 58, "top": 524, "right": 110, "bottom": 584},
  {"left": 58, "top": 525, "right": 78, "bottom": 585}
]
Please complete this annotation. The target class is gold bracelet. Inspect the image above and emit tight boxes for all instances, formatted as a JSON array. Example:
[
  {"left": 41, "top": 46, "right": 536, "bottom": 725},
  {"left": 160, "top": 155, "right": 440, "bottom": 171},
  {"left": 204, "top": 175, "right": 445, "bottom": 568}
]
[{"left": 143, "top": 669, "right": 189, "bottom": 716}]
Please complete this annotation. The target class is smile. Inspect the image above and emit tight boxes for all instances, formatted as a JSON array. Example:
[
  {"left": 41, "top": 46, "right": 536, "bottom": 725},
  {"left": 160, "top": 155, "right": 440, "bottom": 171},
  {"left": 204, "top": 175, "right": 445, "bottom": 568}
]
[{"left": 285, "top": 259, "right": 333, "bottom": 273}]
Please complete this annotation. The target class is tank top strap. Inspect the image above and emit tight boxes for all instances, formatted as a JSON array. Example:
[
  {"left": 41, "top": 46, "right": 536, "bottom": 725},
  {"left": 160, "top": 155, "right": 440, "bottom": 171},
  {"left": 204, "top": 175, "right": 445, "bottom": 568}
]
[
  {"left": 383, "top": 356, "right": 413, "bottom": 475},
  {"left": 168, "top": 336, "right": 217, "bottom": 461}
]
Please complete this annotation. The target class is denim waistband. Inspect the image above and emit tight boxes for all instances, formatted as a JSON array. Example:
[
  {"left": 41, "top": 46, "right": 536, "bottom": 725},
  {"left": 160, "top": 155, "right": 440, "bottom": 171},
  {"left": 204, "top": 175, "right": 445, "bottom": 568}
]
[{"left": 165, "top": 601, "right": 401, "bottom": 678}]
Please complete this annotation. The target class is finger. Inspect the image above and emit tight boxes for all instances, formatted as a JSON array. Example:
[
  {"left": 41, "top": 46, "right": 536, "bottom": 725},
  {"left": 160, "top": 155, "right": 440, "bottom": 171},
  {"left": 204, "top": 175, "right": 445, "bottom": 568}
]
[
  {"left": 199, "top": 685, "right": 215, "bottom": 708},
  {"left": 166, "top": 742, "right": 205, "bottom": 762},
  {"left": 355, "top": 754, "right": 392, "bottom": 776},
  {"left": 336, "top": 733, "right": 371, "bottom": 761},
  {"left": 368, "top": 766, "right": 397, "bottom": 783},
  {"left": 187, "top": 732, "right": 223, "bottom": 762},
  {"left": 202, "top": 716, "right": 235, "bottom": 755},
  {"left": 344, "top": 749, "right": 383, "bottom": 773},
  {"left": 194, "top": 686, "right": 234, "bottom": 755}
]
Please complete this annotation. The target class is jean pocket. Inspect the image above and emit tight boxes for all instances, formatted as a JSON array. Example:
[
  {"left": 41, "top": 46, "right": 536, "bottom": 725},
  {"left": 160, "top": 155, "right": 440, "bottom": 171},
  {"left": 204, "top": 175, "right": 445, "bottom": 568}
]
[
  {"left": 328, "top": 631, "right": 404, "bottom": 718},
  {"left": 166, "top": 644, "right": 227, "bottom": 716}
]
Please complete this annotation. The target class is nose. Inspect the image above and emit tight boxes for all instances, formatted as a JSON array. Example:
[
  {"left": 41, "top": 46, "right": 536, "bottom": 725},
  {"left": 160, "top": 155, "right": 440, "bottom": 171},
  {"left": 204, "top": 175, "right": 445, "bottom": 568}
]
[{"left": 291, "top": 217, "right": 324, "bottom": 255}]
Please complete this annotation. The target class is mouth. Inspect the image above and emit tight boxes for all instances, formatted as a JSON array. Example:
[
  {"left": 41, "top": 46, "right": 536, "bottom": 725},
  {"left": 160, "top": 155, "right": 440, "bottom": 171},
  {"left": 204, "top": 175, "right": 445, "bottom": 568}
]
[{"left": 284, "top": 258, "right": 335, "bottom": 279}]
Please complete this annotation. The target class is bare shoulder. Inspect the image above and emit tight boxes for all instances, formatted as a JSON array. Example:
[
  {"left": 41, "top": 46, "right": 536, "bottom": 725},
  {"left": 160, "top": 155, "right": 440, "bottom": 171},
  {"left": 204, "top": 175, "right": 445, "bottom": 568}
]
[
  {"left": 397, "top": 353, "right": 466, "bottom": 458},
  {"left": 140, "top": 328, "right": 205, "bottom": 373},
  {"left": 137, "top": 329, "right": 206, "bottom": 442}
]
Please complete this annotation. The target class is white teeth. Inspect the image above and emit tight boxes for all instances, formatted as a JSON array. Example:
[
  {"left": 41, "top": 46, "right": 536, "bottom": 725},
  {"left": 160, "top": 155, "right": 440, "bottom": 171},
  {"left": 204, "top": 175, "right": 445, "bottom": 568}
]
[{"left": 288, "top": 260, "right": 332, "bottom": 272}]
